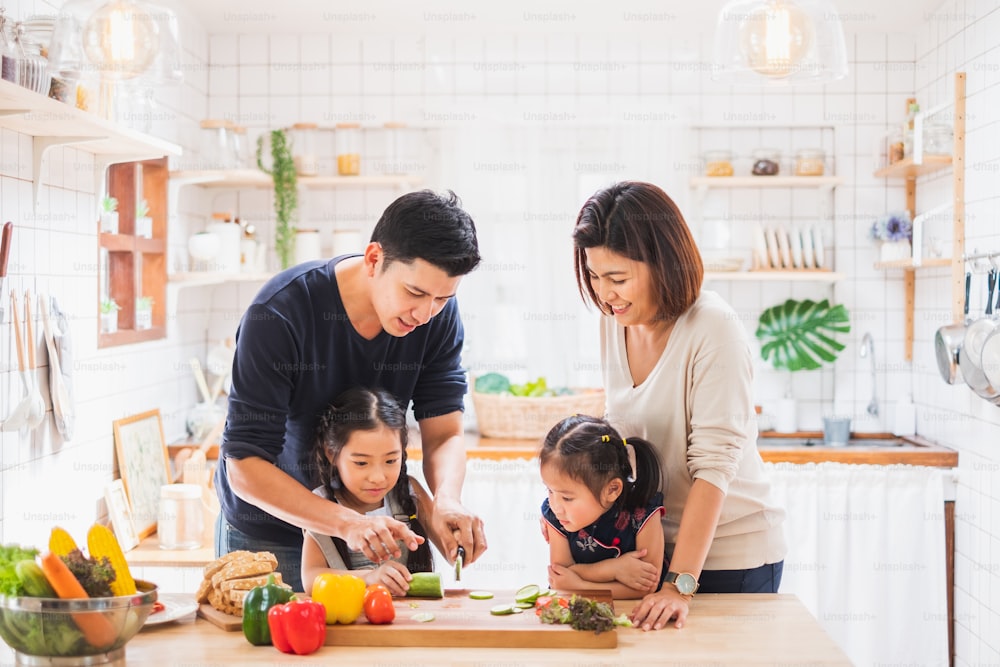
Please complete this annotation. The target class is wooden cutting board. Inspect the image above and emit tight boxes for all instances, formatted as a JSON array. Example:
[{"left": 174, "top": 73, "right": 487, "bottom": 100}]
[
  {"left": 325, "top": 588, "right": 617, "bottom": 649},
  {"left": 197, "top": 603, "right": 243, "bottom": 631}
]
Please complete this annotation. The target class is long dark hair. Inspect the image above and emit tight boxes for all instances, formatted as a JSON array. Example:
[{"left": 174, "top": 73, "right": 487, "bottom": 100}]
[
  {"left": 539, "top": 415, "right": 661, "bottom": 514},
  {"left": 313, "top": 387, "right": 432, "bottom": 572},
  {"left": 572, "top": 181, "right": 703, "bottom": 321}
]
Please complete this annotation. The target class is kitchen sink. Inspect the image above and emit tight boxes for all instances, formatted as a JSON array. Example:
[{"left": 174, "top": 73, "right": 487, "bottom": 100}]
[{"left": 757, "top": 437, "right": 905, "bottom": 448}]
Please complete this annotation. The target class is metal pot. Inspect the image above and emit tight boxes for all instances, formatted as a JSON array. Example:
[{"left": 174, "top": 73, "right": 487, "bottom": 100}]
[
  {"left": 934, "top": 271, "right": 970, "bottom": 385},
  {"left": 979, "top": 271, "right": 1000, "bottom": 403},
  {"left": 960, "top": 269, "right": 1000, "bottom": 400}
]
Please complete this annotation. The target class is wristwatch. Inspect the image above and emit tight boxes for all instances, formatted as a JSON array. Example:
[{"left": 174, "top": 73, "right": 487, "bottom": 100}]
[{"left": 664, "top": 571, "right": 699, "bottom": 595}]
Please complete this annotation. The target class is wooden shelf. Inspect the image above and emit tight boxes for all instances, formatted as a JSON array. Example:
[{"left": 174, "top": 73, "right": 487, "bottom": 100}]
[
  {"left": 169, "top": 169, "right": 422, "bottom": 189},
  {"left": 168, "top": 272, "right": 274, "bottom": 288},
  {"left": 873, "top": 155, "right": 952, "bottom": 179},
  {"left": 705, "top": 270, "right": 845, "bottom": 283},
  {"left": 690, "top": 175, "right": 844, "bottom": 190},
  {"left": 873, "top": 257, "right": 953, "bottom": 270}
]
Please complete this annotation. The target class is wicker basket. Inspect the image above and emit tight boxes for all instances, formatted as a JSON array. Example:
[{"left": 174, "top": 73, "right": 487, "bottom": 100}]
[{"left": 470, "top": 389, "right": 606, "bottom": 439}]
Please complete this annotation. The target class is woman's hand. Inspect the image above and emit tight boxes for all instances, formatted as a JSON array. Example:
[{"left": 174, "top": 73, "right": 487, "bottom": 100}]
[
  {"left": 547, "top": 563, "right": 585, "bottom": 590},
  {"left": 630, "top": 587, "right": 692, "bottom": 630},
  {"left": 365, "top": 561, "right": 412, "bottom": 597},
  {"left": 613, "top": 549, "right": 659, "bottom": 592},
  {"left": 429, "top": 495, "right": 487, "bottom": 565},
  {"left": 344, "top": 515, "right": 423, "bottom": 563}
]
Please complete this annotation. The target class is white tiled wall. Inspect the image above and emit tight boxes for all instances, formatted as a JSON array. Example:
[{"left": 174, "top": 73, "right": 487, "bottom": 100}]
[
  {"left": 913, "top": 2, "right": 1000, "bottom": 665},
  {"left": 0, "top": 1, "right": 214, "bottom": 555}
]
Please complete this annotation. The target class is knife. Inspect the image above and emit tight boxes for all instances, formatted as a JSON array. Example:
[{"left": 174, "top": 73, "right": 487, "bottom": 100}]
[{"left": 454, "top": 545, "right": 465, "bottom": 581}]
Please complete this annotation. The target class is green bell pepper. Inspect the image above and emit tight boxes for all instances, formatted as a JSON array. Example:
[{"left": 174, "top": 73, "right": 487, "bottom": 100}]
[{"left": 242, "top": 573, "right": 294, "bottom": 646}]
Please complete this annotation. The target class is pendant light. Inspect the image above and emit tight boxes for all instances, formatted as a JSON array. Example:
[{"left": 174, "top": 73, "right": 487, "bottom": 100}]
[{"left": 712, "top": 0, "right": 848, "bottom": 84}]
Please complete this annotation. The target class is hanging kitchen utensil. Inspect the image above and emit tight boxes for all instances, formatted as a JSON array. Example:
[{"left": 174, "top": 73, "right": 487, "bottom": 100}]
[
  {"left": 2, "top": 292, "right": 31, "bottom": 431},
  {"left": 977, "top": 267, "right": 1000, "bottom": 404},
  {"left": 0, "top": 221, "right": 11, "bottom": 321},
  {"left": 49, "top": 295, "right": 76, "bottom": 438},
  {"left": 39, "top": 293, "right": 73, "bottom": 437},
  {"left": 22, "top": 290, "right": 46, "bottom": 430},
  {"left": 960, "top": 270, "right": 1000, "bottom": 399},
  {"left": 934, "top": 271, "right": 971, "bottom": 385},
  {"left": 189, "top": 357, "right": 213, "bottom": 403}
]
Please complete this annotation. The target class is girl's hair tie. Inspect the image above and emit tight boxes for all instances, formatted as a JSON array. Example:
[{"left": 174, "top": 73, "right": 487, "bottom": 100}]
[{"left": 601, "top": 434, "right": 610, "bottom": 442}]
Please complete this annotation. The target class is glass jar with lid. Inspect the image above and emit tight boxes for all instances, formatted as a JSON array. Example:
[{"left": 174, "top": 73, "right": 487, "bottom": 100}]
[
  {"left": 0, "top": 10, "right": 18, "bottom": 83},
  {"left": 923, "top": 123, "right": 953, "bottom": 156},
  {"left": 794, "top": 148, "right": 826, "bottom": 176},
  {"left": 702, "top": 150, "right": 734, "bottom": 177},
  {"left": 14, "top": 23, "right": 48, "bottom": 94},
  {"left": 230, "top": 125, "right": 250, "bottom": 169},
  {"left": 199, "top": 119, "right": 236, "bottom": 170},
  {"left": 751, "top": 148, "right": 781, "bottom": 176},
  {"left": 382, "top": 122, "right": 409, "bottom": 174},
  {"left": 336, "top": 122, "right": 362, "bottom": 176},
  {"left": 290, "top": 122, "right": 319, "bottom": 176}
]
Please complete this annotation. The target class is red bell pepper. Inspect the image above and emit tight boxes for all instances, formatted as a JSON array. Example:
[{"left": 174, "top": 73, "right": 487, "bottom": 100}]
[{"left": 267, "top": 598, "right": 326, "bottom": 656}]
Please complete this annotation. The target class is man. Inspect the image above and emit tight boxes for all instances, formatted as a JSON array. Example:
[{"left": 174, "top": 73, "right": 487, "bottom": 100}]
[{"left": 215, "top": 190, "right": 487, "bottom": 591}]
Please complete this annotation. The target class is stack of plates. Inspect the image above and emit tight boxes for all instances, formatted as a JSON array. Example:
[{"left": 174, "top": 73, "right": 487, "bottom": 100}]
[{"left": 752, "top": 225, "right": 826, "bottom": 270}]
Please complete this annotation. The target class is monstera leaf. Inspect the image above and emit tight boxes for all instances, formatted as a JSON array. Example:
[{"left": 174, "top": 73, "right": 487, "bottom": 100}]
[{"left": 755, "top": 299, "right": 851, "bottom": 372}]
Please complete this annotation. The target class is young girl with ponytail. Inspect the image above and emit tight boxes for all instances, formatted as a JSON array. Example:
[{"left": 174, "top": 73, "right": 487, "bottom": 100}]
[{"left": 539, "top": 414, "right": 665, "bottom": 599}]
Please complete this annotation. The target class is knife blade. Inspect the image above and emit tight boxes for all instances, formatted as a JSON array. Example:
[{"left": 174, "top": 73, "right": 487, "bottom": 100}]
[{"left": 454, "top": 545, "right": 465, "bottom": 581}]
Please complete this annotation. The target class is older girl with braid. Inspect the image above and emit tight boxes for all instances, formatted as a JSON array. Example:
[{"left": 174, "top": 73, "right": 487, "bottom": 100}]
[
  {"left": 301, "top": 387, "right": 437, "bottom": 596},
  {"left": 539, "top": 415, "right": 665, "bottom": 599}
]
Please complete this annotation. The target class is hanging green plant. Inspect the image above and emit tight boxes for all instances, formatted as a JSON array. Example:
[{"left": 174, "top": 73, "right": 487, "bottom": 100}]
[
  {"left": 755, "top": 299, "right": 851, "bottom": 372},
  {"left": 257, "top": 129, "right": 298, "bottom": 270}
]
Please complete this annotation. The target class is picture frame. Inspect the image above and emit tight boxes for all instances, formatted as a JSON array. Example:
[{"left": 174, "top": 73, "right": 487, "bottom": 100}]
[
  {"left": 112, "top": 409, "right": 171, "bottom": 539},
  {"left": 103, "top": 479, "right": 139, "bottom": 551}
]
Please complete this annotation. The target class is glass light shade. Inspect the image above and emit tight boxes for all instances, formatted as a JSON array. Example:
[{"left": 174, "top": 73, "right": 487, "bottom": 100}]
[
  {"left": 713, "top": 0, "right": 848, "bottom": 84},
  {"left": 82, "top": 0, "right": 159, "bottom": 80}
]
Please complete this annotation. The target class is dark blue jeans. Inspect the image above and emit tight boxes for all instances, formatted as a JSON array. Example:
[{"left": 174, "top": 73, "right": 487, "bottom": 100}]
[
  {"left": 214, "top": 513, "right": 304, "bottom": 592},
  {"left": 696, "top": 561, "right": 784, "bottom": 593}
]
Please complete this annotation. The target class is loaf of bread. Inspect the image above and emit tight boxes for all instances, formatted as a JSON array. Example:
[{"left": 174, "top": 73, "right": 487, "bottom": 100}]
[{"left": 196, "top": 551, "right": 288, "bottom": 616}]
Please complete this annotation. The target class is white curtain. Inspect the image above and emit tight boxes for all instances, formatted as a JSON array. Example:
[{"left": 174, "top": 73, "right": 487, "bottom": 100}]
[{"left": 767, "top": 462, "right": 950, "bottom": 667}]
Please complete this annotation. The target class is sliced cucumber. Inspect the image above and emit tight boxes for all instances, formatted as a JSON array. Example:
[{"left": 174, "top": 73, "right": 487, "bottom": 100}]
[
  {"left": 406, "top": 572, "right": 443, "bottom": 598},
  {"left": 514, "top": 601, "right": 535, "bottom": 609},
  {"left": 514, "top": 583, "right": 541, "bottom": 604},
  {"left": 469, "top": 590, "right": 494, "bottom": 600},
  {"left": 490, "top": 604, "right": 516, "bottom": 616},
  {"left": 411, "top": 612, "right": 436, "bottom": 623}
]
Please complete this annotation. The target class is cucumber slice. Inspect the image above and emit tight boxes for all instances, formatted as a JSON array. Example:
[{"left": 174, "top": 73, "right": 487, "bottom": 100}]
[
  {"left": 411, "top": 612, "right": 436, "bottom": 623},
  {"left": 514, "top": 583, "right": 541, "bottom": 604},
  {"left": 490, "top": 604, "right": 516, "bottom": 616},
  {"left": 469, "top": 591, "right": 494, "bottom": 600},
  {"left": 514, "top": 601, "right": 535, "bottom": 609},
  {"left": 406, "top": 572, "right": 443, "bottom": 598}
]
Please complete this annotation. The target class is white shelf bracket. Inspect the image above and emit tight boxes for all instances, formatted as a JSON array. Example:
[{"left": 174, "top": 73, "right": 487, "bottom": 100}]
[{"left": 32, "top": 136, "right": 103, "bottom": 211}]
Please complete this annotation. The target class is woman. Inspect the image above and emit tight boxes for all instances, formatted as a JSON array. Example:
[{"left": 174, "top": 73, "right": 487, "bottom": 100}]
[{"left": 571, "top": 181, "right": 786, "bottom": 631}]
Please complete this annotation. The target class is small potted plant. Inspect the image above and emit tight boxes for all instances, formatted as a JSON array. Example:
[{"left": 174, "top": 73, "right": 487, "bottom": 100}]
[
  {"left": 100, "top": 297, "right": 121, "bottom": 334},
  {"left": 135, "top": 296, "right": 153, "bottom": 330},
  {"left": 100, "top": 196, "right": 118, "bottom": 234},
  {"left": 135, "top": 199, "right": 153, "bottom": 238},
  {"left": 755, "top": 298, "right": 851, "bottom": 433},
  {"left": 870, "top": 210, "right": 912, "bottom": 263},
  {"left": 257, "top": 129, "right": 298, "bottom": 270}
]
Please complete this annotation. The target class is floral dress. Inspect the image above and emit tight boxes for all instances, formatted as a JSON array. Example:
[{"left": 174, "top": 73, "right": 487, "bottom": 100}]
[{"left": 541, "top": 492, "right": 665, "bottom": 564}]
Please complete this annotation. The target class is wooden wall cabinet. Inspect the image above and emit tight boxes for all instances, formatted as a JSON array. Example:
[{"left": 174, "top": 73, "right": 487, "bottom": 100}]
[{"left": 99, "top": 158, "right": 168, "bottom": 347}]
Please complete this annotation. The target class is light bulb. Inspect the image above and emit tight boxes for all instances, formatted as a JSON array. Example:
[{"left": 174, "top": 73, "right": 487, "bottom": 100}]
[
  {"left": 82, "top": 0, "right": 160, "bottom": 80},
  {"left": 739, "top": 0, "right": 814, "bottom": 78}
]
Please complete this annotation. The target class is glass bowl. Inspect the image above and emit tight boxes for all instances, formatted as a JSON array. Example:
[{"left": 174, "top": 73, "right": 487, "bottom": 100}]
[{"left": 0, "top": 580, "right": 157, "bottom": 665}]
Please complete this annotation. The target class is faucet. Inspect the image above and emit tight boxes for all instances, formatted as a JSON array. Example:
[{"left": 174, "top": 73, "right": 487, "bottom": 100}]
[{"left": 859, "top": 333, "right": 878, "bottom": 417}]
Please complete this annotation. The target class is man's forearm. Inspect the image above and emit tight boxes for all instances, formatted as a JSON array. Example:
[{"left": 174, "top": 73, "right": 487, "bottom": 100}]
[
  {"left": 421, "top": 433, "right": 466, "bottom": 500},
  {"left": 226, "top": 456, "right": 357, "bottom": 536}
]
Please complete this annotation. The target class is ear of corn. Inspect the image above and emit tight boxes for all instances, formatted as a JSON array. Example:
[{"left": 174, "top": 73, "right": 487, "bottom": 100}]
[
  {"left": 48, "top": 526, "right": 78, "bottom": 557},
  {"left": 87, "top": 524, "right": 137, "bottom": 596}
]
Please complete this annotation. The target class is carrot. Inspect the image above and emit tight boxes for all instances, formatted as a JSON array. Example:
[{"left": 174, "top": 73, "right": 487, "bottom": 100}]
[{"left": 38, "top": 551, "right": 118, "bottom": 649}]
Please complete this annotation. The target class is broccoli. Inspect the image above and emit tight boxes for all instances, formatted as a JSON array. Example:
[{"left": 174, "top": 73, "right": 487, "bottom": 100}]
[{"left": 61, "top": 549, "right": 116, "bottom": 598}]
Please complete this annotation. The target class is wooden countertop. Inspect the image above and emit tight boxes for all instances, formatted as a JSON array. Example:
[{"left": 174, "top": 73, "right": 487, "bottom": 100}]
[{"left": 11, "top": 594, "right": 846, "bottom": 665}]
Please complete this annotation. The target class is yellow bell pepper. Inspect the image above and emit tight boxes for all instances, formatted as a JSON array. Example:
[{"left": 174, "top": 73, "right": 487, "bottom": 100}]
[{"left": 311, "top": 573, "right": 366, "bottom": 624}]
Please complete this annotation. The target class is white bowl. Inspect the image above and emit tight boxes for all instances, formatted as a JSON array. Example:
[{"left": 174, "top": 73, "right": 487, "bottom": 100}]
[{"left": 187, "top": 232, "right": 221, "bottom": 262}]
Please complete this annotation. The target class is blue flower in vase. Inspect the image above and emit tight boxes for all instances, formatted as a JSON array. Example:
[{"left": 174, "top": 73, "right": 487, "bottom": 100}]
[{"left": 869, "top": 211, "right": 913, "bottom": 243}]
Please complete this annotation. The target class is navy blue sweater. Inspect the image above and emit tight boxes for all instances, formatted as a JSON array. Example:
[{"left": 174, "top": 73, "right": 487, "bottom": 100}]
[{"left": 215, "top": 256, "right": 467, "bottom": 544}]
